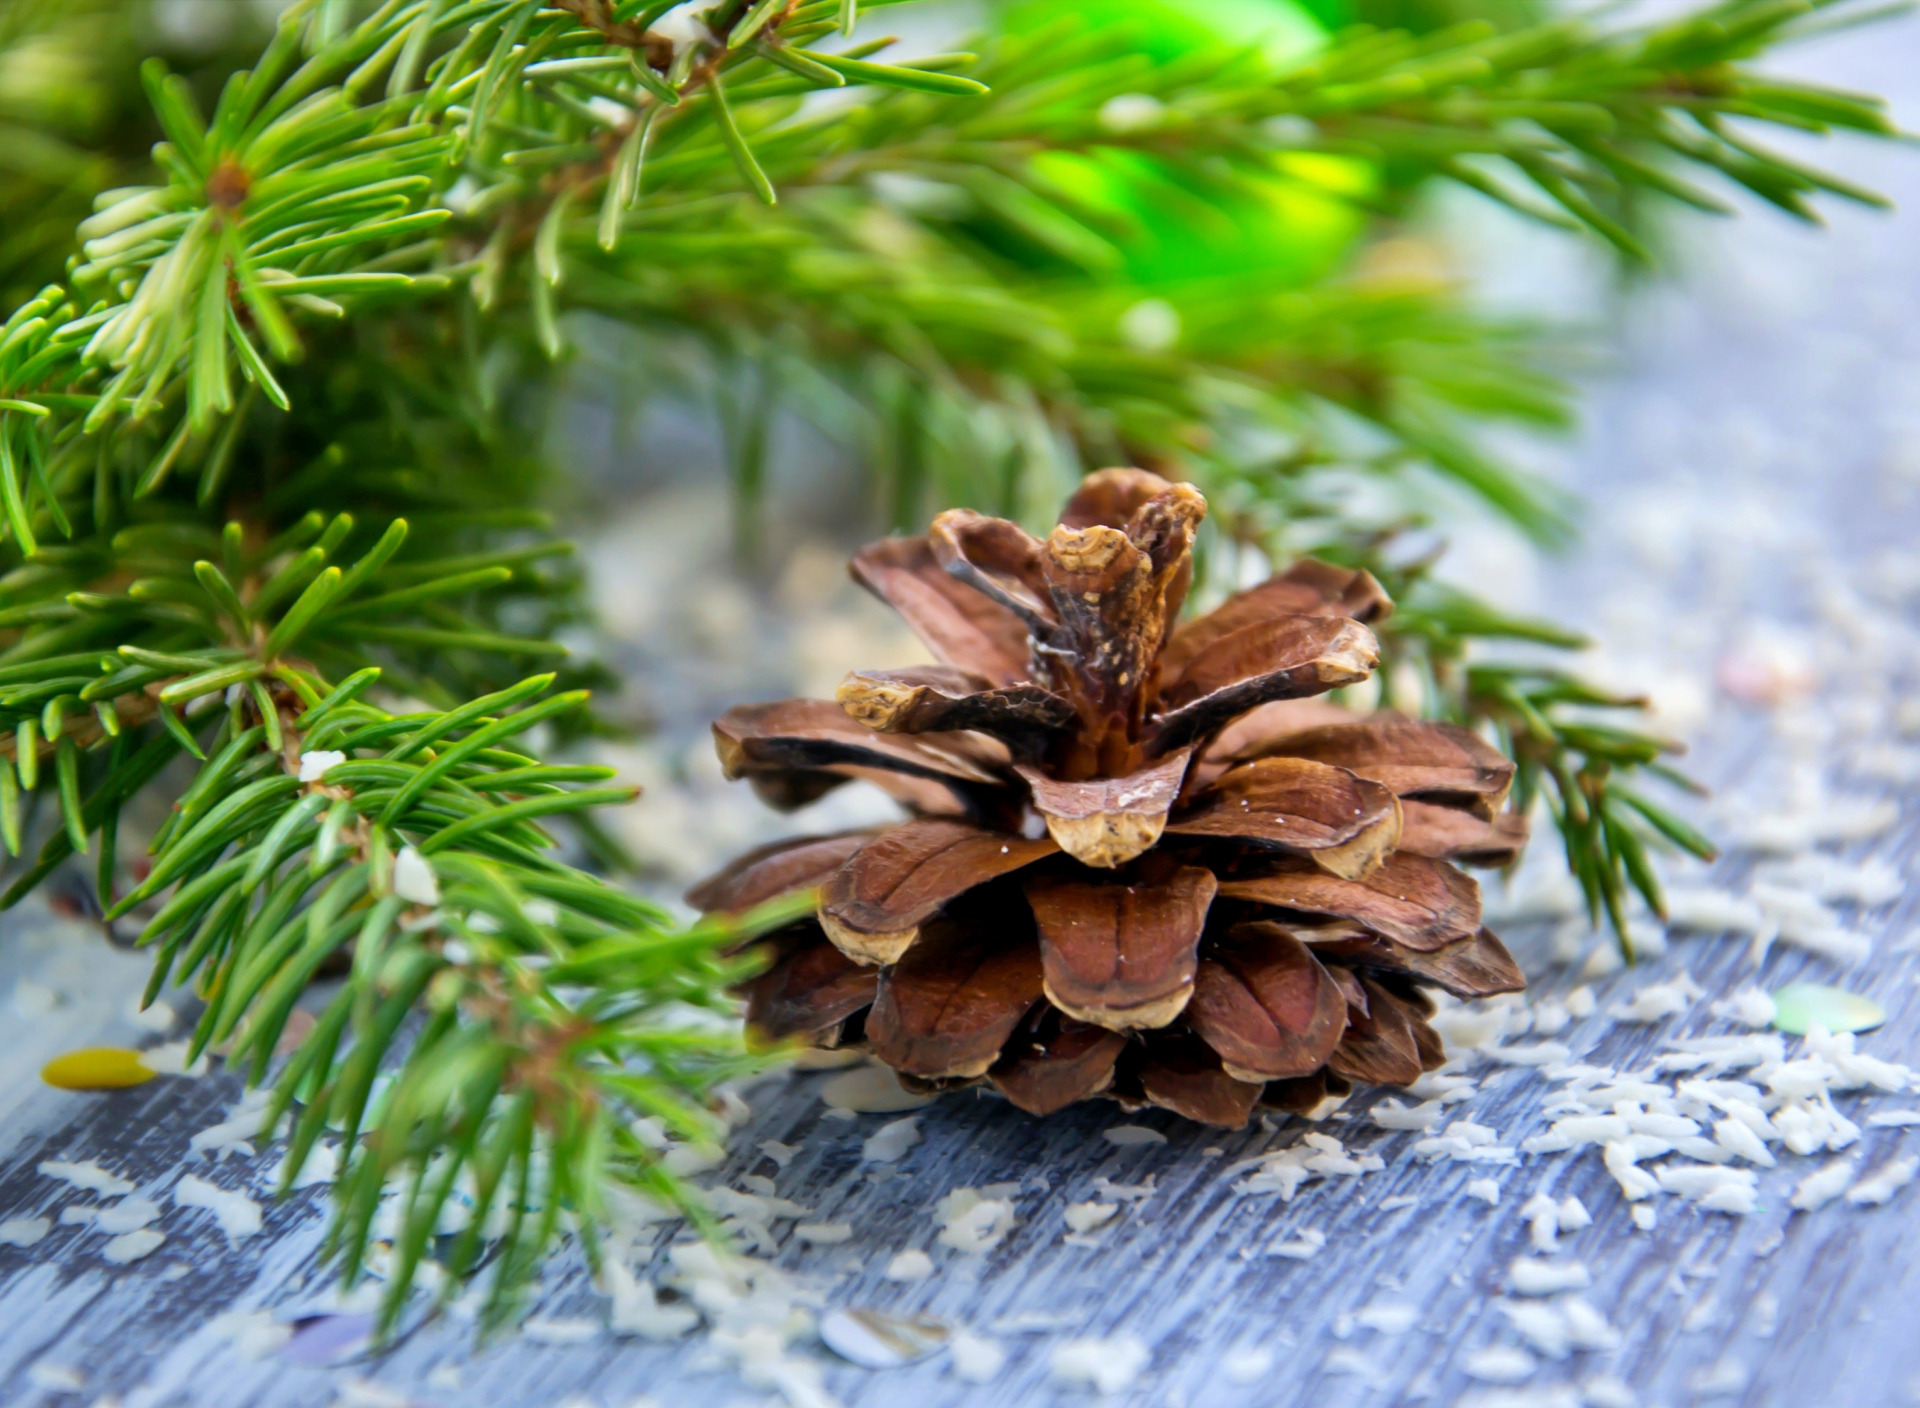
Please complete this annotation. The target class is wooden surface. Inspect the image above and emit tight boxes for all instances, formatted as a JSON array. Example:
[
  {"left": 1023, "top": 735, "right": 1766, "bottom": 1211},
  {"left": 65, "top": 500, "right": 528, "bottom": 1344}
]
[{"left": 2, "top": 19, "right": 1919, "bottom": 1408}]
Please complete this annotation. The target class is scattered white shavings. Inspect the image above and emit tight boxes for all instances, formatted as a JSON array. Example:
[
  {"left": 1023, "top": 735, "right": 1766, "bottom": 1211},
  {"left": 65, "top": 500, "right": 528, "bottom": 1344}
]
[
  {"left": 522, "top": 1316, "right": 600, "bottom": 1345},
  {"left": 1520, "top": 1194, "right": 1561, "bottom": 1251},
  {"left": 1510, "top": 1259, "right": 1590, "bottom": 1296},
  {"left": 1462, "top": 1344, "right": 1538, "bottom": 1383},
  {"left": 862, "top": 1117, "right": 920, "bottom": 1164},
  {"left": 1563, "top": 987, "right": 1596, "bottom": 1018},
  {"left": 1631, "top": 1206, "right": 1656, "bottom": 1231},
  {"left": 1378, "top": 1195, "right": 1420, "bottom": 1212},
  {"left": 1790, "top": 1158, "right": 1856, "bottom": 1211},
  {"left": 934, "top": 1187, "right": 1018, "bottom": 1254},
  {"left": 1049, "top": 1335, "right": 1149, "bottom": 1394},
  {"left": 821, "top": 1062, "right": 935, "bottom": 1114},
  {"left": 1497, "top": 1297, "right": 1619, "bottom": 1358},
  {"left": 1714, "top": 987, "right": 1778, "bottom": 1028},
  {"left": 1266, "top": 1227, "right": 1326, "bottom": 1261},
  {"left": 1749, "top": 883, "right": 1872, "bottom": 963},
  {"left": 1232, "top": 1132, "right": 1383, "bottom": 1198},
  {"left": 1846, "top": 1156, "right": 1918, "bottom": 1206},
  {"left": 1665, "top": 887, "right": 1768, "bottom": 938},
  {"left": 1064, "top": 1202, "right": 1119, "bottom": 1234},
  {"left": 884, "top": 1249, "right": 933, "bottom": 1282},
  {"left": 1771, "top": 855, "right": 1905, "bottom": 907},
  {"left": 297, "top": 749, "right": 346, "bottom": 782},
  {"left": 1407, "top": 1070, "right": 1478, "bottom": 1104},
  {"left": 1410, "top": 1121, "right": 1517, "bottom": 1166},
  {"left": 173, "top": 1174, "right": 262, "bottom": 1240},
  {"left": 1373, "top": 1098, "right": 1444, "bottom": 1131},
  {"left": 1483, "top": 1041, "right": 1573, "bottom": 1068},
  {"left": 1466, "top": 1178, "right": 1502, "bottom": 1206},
  {"left": 949, "top": 1330, "right": 1006, "bottom": 1383},
  {"left": 1103, "top": 1125, "right": 1166, "bottom": 1146},
  {"left": 206, "top": 1308, "right": 293, "bottom": 1361},
  {"left": 102, "top": 1229, "right": 166, "bottom": 1263},
  {"left": 392, "top": 845, "right": 439, "bottom": 906},
  {"left": 604, "top": 1260, "right": 699, "bottom": 1340},
  {"left": 38, "top": 1160, "right": 134, "bottom": 1197},
  {"left": 758, "top": 1140, "right": 797, "bottom": 1168},
  {"left": 792, "top": 1223, "right": 853, "bottom": 1245},
  {"left": 1653, "top": 1163, "right": 1760, "bottom": 1214},
  {"left": 0, "top": 1216, "right": 51, "bottom": 1247},
  {"left": 1613, "top": 975, "right": 1704, "bottom": 1024},
  {"left": 1726, "top": 797, "right": 1897, "bottom": 854},
  {"left": 190, "top": 1089, "right": 276, "bottom": 1159}
]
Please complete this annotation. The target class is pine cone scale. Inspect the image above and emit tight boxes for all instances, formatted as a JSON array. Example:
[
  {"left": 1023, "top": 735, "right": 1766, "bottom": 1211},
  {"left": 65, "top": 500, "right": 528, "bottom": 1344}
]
[
  {"left": 698, "top": 470, "right": 1533, "bottom": 1127},
  {"left": 1025, "top": 863, "right": 1216, "bottom": 1031}
]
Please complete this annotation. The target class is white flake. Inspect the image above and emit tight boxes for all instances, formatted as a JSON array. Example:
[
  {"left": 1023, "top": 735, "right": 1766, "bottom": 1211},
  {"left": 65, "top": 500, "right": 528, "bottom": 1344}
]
[
  {"left": 1563, "top": 988, "right": 1597, "bottom": 1018},
  {"left": 1521, "top": 1194, "right": 1561, "bottom": 1251},
  {"left": 1790, "top": 1158, "right": 1856, "bottom": 1211},
  {"left": 0, "top": 1217, "right": 50, "bottom": 1247},
  {"left": 884, "top": 1249, "right": 933, "bottom": 1282},
  {"left": 1510, "top": 1258, "right": 1591, "bottom": 1296},
  {"left": 1064, "top": 1202, "right": 1119, "bottom": 1234},
  {"left": 1613, "top": 975, "right": 1703, "bottom": 1024},
  {"left": 392, "top": 846, "right": 439, "bottom": 906},
  {"left": 1049, "top": 1335, "right": 1149, "bottom": 1394},
  {"left": 205, "top": 1308, "right": 292, "bottom": 1361},
  {"left": 1466, "top": 1178, "right": 1502, "bottom": 1206},
  {"left": 297, "top": 750, "right": 346, "bottom": 782},
  {"left": 38, "top": 1160, "right": 134, "bottom": 1197},
  {"left": 1462, "top": 1344, "right": 1538, "bottom": 1383},
  {"left": 934, "top": 1188, "right": 1017, "bottom": 1254},
  {"left": 1266, "top": 1227, "right": 1326, "bottom": 1260},
  {"left": 604, "top": 1260, "right": 698, "bottom": 1340},
  {"left": 102, "top": 1229, "right": 165, "bottom": 1263},
  {"left": 1631, "top": 1205, "right": 1656, "bottom": 1231},
  {"left": 1353, "top": 1301, "right": 1419, "bottom": 1335},
  {"left": 173, "top": 1174, "right": 262, "bottom": 1240},
  {"left": 758, "top": 1139, "right": 797, "bottom": 1167},
  {"left": 862, "top": 1117, "right": 920, "bottom": 1163},
  {"left": 1221, "top": 1346, "right": 1274, "bottom": 1383},
  {"left": 1103, "top": 1124, "right": 1166, "bottom": 1146},
  {"left": 949, "top": 1330, "right": 1006, "bottom": 1383},
  {"left": 1372, "top": 1099, "right": 1443, "bottom": 1131},
  {"left": 1845, "top": 1155, "right": 1918, "bottom": 1206},
  {"left": 1714, "top": 987, "right": 1778, "bottom": 1028},
  {"left": 793, "top": 1223, "right": 853, "bottom": 1245},
  {"left": 1867, "top": 1110, "right": 1920, "bottom": 1127},
  {"left": 1582, "top": 1374, "right": 1637, "bottom": 1408}
]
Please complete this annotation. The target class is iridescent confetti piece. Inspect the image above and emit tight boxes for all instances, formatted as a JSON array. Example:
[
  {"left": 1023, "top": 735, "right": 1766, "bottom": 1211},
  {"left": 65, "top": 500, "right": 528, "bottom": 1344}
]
[
  {"left": 1770, "top": 983, "right": 1886, "bottom": 1036},
  {"left": 41, "top": 1047, "right": 155, "bottom": 1091},
  {"left": 818, "top": 1308, "right": 949, "bottom": 1368}
]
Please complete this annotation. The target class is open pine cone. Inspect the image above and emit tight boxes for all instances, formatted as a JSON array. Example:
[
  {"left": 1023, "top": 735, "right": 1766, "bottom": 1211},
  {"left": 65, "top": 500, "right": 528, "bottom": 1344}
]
[{"left": 690, "top": 469, "right": 1529, "bottom": 1128}]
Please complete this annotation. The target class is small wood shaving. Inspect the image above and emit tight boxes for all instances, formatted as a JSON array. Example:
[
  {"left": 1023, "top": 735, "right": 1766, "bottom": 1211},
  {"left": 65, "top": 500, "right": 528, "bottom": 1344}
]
[
  {"left": 1509, "top": 1259, "right": 1590, "bottom": 1296},
  {"left": 821, "top": 1063, "right": 935, "bottom": 1114},
  {"left": 1063, "top": 1202, "right": 1118, "bottom": 1234},
  {"left": 173, "top": 1174, "right": 262, "bottom": 1240},
  {"left": 1465, "top": 1178, "right": 1502, "bottom": 1206},
  {"left": 1790, "top": 1158, "right": 1856, "bottom": 1211},
  {"left": 1221, "top": 1346, "right": 1273, "bottom": 1383},
  {"left": 1266, "top": 1228, "right": 1326, "bottom": 1260},
  {"left": 37, "top": 1160, "right": 133, "bottom": 1196},
  {"left": 1102, "top": 1125, "right": 1166, "bottom": 1146}
]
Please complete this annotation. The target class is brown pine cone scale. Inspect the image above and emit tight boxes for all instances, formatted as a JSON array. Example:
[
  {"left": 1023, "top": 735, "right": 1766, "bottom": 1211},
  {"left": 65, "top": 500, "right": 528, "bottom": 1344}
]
[{"left": 693, "top": 469, "right": 1530, "bottom": 1127}]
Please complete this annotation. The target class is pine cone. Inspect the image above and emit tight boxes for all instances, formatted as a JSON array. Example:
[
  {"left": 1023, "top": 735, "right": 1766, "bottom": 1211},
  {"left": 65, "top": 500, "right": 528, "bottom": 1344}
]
[{"left": 691, "top": 470, "right": 1528, "bottom": 1128}]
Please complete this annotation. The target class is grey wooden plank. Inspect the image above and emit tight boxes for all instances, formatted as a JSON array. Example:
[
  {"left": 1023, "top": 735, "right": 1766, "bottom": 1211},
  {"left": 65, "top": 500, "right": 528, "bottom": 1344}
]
[{"left": 0, "top": 16, "right": 1917, "bottom": 1408}]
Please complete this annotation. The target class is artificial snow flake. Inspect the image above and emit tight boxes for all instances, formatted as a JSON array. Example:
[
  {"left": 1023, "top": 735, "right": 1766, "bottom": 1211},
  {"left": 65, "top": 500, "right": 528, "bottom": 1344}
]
[
  {"left": 392, "top": 846, "right": 440, "bottom": 906},
  {"left": 298, "top": 750, "right": 346, "bottom": 782}
]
